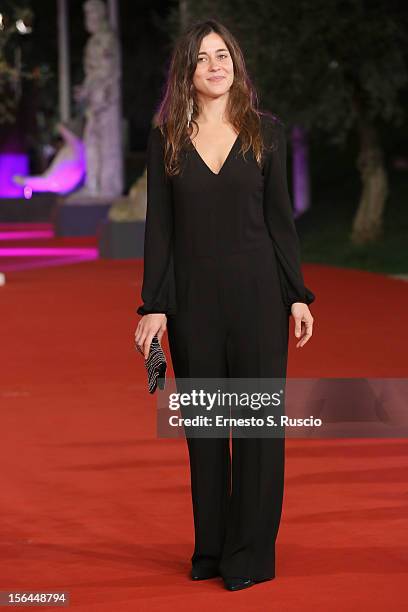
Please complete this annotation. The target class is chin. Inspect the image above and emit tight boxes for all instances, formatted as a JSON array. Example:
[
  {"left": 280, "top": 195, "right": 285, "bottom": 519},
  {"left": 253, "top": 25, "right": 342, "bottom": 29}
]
[{"left": 208, "top": 83, "right": 231, "bottom": 94}]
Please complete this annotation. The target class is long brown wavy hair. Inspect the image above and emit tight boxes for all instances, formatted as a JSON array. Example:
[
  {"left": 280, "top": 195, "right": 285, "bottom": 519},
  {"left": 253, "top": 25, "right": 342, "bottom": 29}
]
[{"left": 153, "top": 19, "right": 275, "bottom": 176}]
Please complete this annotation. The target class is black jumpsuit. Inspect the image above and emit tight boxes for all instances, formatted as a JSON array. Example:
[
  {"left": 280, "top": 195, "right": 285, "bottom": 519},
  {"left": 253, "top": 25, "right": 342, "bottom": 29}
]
[{"left": 137, "top": 112, "right": 315, "bottom": 581}]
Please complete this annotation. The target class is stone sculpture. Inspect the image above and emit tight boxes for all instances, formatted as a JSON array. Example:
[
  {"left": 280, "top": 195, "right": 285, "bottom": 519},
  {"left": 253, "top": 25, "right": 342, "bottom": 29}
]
[{"left": 71, "top": 0, "right": 122, "bottom": 200}]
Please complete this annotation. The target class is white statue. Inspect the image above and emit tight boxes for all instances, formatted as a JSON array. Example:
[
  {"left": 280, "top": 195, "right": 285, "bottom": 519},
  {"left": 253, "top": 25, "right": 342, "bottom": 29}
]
[
  {"left": 12, "top": 123, "right": 85, "bottom": 195},
  {"left": 71, "top": 0, "right": 123, "bottom": 200}
]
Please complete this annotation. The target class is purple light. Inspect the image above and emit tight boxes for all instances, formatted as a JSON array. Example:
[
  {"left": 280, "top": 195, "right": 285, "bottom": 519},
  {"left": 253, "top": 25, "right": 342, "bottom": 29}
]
[
  {"left": 0, "top": 154, "right": 29, "bottom": 197},
  {"left": 0, "top": 221, "right": 98, "bottom": 273},
  {"left": 0, "top": 230, "right": 54, "bottom": 240},
  {"left": 12, "top": 139, "right": 86, "bottom": 196},
  {"left": 0, "top": 247, "right": 98, "bottom": 257},
  {"left": 291, "top": 125, "right": 310, "bottom": 217},
  {"left": 1, "top": 255, "right": 98, "bottom": 273}
]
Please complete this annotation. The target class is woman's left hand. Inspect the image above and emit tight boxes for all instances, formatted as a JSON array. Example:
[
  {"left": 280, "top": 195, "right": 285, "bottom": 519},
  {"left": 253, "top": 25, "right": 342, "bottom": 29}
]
[{"left": 291, "top": 303, "right": 314, "bottom": 348}]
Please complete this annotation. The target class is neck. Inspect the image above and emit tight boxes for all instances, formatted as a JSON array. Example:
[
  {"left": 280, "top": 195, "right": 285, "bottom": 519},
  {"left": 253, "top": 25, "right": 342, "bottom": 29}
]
[{"left": 195, "top": 92, "right": 230, "bottom": 127}]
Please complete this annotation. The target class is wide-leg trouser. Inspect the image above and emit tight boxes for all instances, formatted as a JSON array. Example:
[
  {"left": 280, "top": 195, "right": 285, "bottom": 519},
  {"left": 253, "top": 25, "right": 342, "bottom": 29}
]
[{"left": 167, "top": 245, "right": 289, "bottom": 581}]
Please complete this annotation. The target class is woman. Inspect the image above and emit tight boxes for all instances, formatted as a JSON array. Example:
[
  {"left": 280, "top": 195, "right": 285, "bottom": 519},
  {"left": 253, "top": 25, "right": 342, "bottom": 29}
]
[{"left": 135, "top": 19, "right": 315, "bottom": 591}]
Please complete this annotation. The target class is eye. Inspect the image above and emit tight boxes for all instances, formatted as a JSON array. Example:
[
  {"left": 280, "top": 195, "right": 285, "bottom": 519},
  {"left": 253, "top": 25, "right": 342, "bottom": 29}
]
[{"left": 218, "top": 54, "right": 228, "bottom": 60}]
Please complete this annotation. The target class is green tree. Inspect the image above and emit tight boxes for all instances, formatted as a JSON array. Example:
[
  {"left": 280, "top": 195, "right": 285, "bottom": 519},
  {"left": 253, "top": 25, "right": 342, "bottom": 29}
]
[
  {"left": 0, "top": 3, "right": 33, "bottom": 124},
  {"left": 167, "top": 0, "right": 408, "bottom": 244},
  {"left": 0, "top": 17, "right": 18, "bottom": 123}
]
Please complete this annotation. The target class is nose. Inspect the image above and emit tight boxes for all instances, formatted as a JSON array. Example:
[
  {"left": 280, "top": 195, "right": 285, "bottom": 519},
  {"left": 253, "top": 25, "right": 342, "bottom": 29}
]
[{"left": 208, "top": 56, "right": 222, "bottom": 71}]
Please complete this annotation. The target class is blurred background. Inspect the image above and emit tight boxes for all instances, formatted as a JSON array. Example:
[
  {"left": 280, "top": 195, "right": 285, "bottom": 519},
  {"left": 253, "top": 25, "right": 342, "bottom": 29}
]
[{"left": 0, "top": 0, "right": 407, "bottom": 273}]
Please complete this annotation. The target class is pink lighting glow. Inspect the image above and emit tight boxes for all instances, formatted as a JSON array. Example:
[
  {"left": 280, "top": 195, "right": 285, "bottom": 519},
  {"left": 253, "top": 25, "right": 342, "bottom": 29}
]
[
  {"left": 0, "top": 230, "right": 54, "bottom": 240},
  {"left": 0, "top": 154, "right": 29, "bottom": 197},
  {"left": 12, "top": 125, "right": 86, "bottom": 196},
  {"left": 1, "top": 256, "right": 97, "bottom": 273},
  {"left": 23, "top": 185, "right": 33, "bottom": 199},
  {"left": 14, "top": 149, "right": 85, "bottom": 195},
  {"left": 0, "top": 223, "right": 98, "bottom": 273},
  {"left": 0, "top": 247, "right": 97, "bottom": 257}
]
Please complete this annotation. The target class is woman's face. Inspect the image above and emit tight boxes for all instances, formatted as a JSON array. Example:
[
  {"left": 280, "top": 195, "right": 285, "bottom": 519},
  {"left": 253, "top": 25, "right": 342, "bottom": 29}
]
[{"left": 192, "top": 32, "right": 234, "bottom": 100}]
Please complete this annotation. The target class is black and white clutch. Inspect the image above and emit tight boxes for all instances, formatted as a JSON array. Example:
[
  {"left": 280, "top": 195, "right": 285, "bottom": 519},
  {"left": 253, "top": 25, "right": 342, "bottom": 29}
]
[{"left": 136, "top": 334, "right": 167, "bottom": 394}]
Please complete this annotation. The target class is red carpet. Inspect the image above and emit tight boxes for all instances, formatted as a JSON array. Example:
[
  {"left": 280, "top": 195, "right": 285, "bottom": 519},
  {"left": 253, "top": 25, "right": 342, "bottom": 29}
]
[{"left": 1, "top": 231, "right": 407, "bottom": 610}]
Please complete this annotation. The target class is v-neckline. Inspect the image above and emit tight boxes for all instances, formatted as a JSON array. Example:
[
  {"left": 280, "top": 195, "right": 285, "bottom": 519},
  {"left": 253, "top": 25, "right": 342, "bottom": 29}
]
[{"left": 189, "top": 132, "right": 240, "bottom": 176}]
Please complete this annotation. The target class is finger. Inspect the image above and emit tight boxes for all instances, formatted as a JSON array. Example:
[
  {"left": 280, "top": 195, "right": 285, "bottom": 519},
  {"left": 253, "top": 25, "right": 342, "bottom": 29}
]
[
  {"left": 305, "top": 319, "right": 313, "bottom": 334},
  {"left": 299, "top": 314, "right": 313, "bottom": 336},
  {"left": 302, "top": 318, "right": 313, "bottom": 338},
  {"left": 144, "top": 333, "right": 154, "bottom": 360},
  {"left": 138, "top": 330, "right": 148, "bottom": 356},
  {"left": 294, "top": 317, "right": 302, "bottom": 338},
  {"left": 157, "top": 327, "right": 165, "bottom": 343},
  {"left": 297, "top": 330, "right": 313, "bottom": 348},
  {"left": 134, "top": 322, "right": 144, "bottom": 346},
  {"left": 295, "top": 314, "right": 314, "bottom": 347}
]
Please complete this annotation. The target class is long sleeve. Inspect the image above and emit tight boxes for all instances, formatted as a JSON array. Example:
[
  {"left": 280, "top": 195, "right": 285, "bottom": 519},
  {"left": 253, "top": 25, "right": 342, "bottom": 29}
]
[
  {"left": 136, "top": 126, "right": 176, "bottom": 316},
  {"left": 262, "top": 117, "right": 315, "bottom": 313}
]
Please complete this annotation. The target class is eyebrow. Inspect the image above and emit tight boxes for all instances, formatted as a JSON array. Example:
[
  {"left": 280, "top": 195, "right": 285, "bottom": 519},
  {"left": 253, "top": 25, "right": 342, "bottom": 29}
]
[{"left": 197, "top": 48, "right": 229, "bottom": 55}]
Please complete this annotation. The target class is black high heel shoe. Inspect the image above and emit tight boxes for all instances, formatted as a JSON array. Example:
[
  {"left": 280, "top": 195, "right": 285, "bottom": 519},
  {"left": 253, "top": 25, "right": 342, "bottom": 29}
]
[
  {"left": 190, "top": 566, "right": 220, "bottom": 580},
  {"left": 223, "top": 576, "right": 273, "bottom": 591},
  {"left": 223, "top": 577, "right": 255, "bottom": 591}
]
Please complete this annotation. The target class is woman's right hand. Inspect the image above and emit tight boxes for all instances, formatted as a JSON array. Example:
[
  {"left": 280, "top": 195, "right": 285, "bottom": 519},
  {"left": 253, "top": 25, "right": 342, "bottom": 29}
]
[{"left": 134, "top": 313, "right": 167, "bottom": 359}]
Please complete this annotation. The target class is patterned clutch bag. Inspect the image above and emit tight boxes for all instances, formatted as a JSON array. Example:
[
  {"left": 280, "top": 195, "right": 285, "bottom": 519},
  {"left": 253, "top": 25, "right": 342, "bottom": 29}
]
[{"left": 136, "top": 334, "right": 167, "bottom": 394}]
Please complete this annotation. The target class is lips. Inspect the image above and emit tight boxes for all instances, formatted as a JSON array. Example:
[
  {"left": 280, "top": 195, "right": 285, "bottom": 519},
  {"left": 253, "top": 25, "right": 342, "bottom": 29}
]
[{"left": 208, "top": 76, "right": 225, "bottom": 82}]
